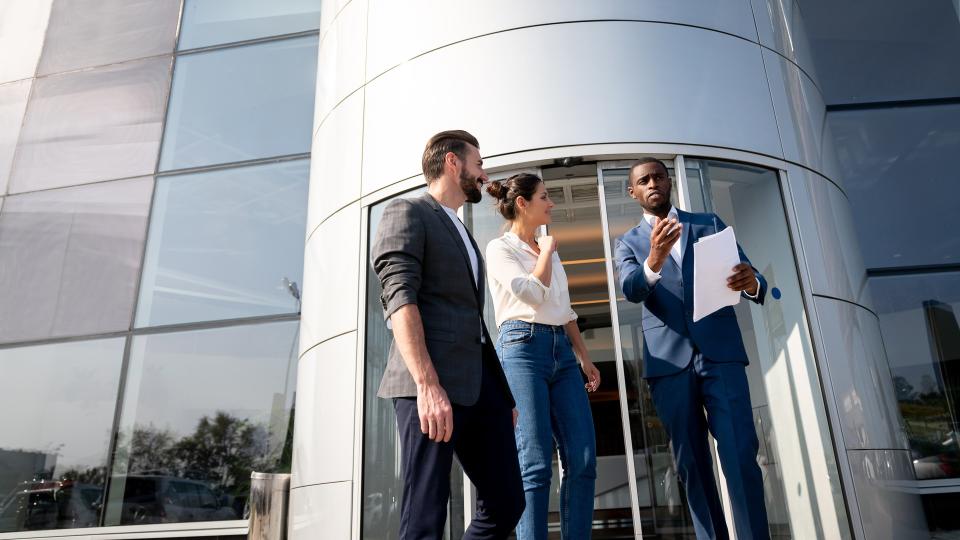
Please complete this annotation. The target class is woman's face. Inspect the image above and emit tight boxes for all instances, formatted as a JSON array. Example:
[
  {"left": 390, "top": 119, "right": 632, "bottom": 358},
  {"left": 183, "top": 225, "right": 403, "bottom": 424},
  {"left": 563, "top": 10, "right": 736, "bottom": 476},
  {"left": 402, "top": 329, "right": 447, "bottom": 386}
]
[{"left": 519, "top": 181, "right": 554, "bottom": 227}]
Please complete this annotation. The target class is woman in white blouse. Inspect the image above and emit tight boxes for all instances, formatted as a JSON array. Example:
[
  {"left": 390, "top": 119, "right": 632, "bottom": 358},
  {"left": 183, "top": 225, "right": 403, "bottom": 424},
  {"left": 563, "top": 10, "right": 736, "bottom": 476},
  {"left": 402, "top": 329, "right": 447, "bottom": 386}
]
[{"left": 485, "top": 173, "right": 600, "bottom": 540}]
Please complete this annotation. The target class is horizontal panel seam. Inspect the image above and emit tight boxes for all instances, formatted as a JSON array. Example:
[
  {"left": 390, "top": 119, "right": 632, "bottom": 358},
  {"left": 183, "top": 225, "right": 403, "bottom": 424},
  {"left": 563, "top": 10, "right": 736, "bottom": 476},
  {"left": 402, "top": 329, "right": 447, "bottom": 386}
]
[
  {"left": 811, "top": 293, "right": 879, "bottom": 319},
  {"left": 290, "top": 478, "right": 353, "bottom": 490},
  {"left": 299, "top": 329, "right": 358, "bottom": 358}
]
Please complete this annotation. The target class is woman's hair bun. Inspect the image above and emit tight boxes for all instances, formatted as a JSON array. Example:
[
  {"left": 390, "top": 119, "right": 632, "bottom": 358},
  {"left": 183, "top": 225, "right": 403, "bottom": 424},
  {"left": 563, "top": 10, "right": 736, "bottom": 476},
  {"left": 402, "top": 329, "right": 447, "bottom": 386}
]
[{"left": 486, "top": 180, "right": 507, "bottom": 199}]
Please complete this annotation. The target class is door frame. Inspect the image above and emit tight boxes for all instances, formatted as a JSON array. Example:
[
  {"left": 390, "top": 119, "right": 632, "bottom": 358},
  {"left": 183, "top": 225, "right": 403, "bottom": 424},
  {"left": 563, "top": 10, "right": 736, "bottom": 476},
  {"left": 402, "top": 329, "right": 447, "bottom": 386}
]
[{"left": 353, "top": 143, "right": 862, "bottom": 540}]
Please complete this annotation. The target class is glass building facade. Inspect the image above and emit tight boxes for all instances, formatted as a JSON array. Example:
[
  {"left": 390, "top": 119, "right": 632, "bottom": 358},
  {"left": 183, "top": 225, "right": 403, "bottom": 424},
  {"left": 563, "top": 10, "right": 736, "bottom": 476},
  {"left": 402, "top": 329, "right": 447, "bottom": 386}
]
[
  {"left": 0, "top": 1, "right": 957, "bottom": 539},
  {"left": 0, "top": 0, "right": 318, "bottom": 537}
]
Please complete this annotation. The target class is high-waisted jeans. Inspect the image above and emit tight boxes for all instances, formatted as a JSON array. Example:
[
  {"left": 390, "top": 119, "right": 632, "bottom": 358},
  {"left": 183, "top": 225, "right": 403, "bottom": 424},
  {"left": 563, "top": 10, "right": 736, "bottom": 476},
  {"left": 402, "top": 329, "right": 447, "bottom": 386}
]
[{"left": 495, "top": 320, "right": 597, "bottom": 540}]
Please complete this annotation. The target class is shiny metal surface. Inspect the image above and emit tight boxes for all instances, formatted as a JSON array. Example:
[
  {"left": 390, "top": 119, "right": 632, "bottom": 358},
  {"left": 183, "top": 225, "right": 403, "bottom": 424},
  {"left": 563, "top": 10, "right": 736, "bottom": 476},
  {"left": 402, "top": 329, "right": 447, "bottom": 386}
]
[
  {"left": 750, "top": 0, "right": 819, "bottom": 84},
  {"left": 361, "top": 21, "right": 781, "bottom": 195},
  {"left": 249, "top": 472, "right": 291, "bottom": 540},
  {"left": 365, "top": 0, "right": 759, "bottom": 81},
  {"left": 299, "top": 204, "right": 361, "bottom": 351},
  {"left": 308, "top": 90, "right": 363, "bottom": 236},
  {"left": 288, "top": 481, "right": 353, "bottom": 540},
  {"left": 846, "top": 450, "right": 928, "bottom": 540},
  {"left": 787, "top": 165, "right": 873, "bottom": 309},
  {"left": 813, "top": 297, "right": 909, "bottom": 450},
  {"left": 314, "top": 0, "right": 367, "bottom": 127},
  {"left": 292, "top": 332, "right": 358, "bottom": 488}
]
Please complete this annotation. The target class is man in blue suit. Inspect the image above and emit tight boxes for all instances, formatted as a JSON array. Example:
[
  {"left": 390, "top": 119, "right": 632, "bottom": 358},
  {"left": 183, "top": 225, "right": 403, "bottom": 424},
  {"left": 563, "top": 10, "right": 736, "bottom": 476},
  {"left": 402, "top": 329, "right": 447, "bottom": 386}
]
[{"left": 614, "top": 158, "right": 769, "bottom": 540}]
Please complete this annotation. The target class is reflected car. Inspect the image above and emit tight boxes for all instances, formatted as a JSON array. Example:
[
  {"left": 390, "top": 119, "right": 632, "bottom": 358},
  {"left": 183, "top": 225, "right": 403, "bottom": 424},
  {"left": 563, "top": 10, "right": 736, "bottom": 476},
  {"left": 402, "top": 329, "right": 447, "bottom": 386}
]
[
  {"left": 114, "top": 475, "right": 238, "bottom": 525},
  {"left": 911, "top": 433, "right": 960, "bottom": 480},
  {"left": 0, "top": 480, "right": 101, "bottom": 533}
]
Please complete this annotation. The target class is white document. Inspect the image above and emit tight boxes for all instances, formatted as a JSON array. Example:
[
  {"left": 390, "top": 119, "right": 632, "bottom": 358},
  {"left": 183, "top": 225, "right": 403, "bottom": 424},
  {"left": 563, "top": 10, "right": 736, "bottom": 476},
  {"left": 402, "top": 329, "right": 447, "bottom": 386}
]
[{"left": 692, "top": 226, "right": 741, "bottom": 322}]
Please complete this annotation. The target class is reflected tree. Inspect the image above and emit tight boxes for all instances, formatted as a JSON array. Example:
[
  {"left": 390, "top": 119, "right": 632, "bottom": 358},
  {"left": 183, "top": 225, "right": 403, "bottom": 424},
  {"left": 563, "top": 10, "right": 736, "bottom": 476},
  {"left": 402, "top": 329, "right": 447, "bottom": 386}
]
[{"left": 113, "top": 410, "right": 288, "bottom": 501}]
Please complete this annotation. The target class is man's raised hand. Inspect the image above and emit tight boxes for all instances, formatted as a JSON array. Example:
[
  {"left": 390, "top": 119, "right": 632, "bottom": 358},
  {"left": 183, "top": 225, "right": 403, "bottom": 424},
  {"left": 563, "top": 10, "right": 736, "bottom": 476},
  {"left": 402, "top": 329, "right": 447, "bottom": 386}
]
[{"left": 647, "top": 217, "right": 682, "bottom": 272}]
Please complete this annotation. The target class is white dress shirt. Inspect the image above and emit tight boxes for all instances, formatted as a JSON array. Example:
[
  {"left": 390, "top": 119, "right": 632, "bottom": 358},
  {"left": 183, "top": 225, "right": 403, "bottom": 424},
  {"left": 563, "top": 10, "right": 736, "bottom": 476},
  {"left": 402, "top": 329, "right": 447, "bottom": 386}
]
[
  {"left": 641, "top": 206, "right": 758, "bottom": 299},
  {"left": 440, "top": 204, "right": 486, "bottom": 342},
  {"left": 485, "top": 232, "right": 578, "bottom": 328},
  {"left": 441, "top": 205, "right": 479, "bottom": 285}
]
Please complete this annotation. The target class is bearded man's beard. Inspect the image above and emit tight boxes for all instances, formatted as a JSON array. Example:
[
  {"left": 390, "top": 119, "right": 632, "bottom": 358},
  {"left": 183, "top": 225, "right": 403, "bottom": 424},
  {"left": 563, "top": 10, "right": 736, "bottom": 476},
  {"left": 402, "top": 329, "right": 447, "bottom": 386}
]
[{"left": 460, "top": 169, "right": 482, "bottom": 203}]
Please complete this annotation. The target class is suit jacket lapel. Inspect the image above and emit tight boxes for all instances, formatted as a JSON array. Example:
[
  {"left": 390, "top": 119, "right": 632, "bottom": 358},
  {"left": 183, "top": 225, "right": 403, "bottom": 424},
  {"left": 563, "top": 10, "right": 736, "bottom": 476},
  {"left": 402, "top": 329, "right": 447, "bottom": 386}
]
[
  {"left": 466, "top": 232, "right": 485, "bottom": 312},
  {"left": 422, "top": 193, "right": 483, "bottom": 305}
]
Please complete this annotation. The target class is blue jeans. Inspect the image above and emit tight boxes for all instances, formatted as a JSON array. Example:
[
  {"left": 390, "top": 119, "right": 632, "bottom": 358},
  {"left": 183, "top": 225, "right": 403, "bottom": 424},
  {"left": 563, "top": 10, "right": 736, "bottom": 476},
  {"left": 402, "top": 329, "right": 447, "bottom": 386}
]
[{"left": 495, "top": 320, "right": 597, "bottom": 540}]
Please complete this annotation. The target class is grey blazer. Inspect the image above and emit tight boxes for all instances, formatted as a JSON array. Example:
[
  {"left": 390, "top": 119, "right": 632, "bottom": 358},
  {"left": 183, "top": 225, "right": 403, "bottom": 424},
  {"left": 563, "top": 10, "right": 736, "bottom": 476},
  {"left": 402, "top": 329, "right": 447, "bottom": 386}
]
[{"left": 371, "top": 192, "right": 514, "bottom": 407}]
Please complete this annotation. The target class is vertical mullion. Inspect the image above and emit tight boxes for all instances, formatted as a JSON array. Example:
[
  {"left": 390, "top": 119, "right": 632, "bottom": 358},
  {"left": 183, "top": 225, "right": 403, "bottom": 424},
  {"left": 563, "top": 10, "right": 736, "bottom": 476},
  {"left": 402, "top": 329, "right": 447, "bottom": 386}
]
[
  {"left": 98, "top": 332, "right": 133, "bottom": 527},
  {"left": 596, "top": 162, "right": 645, "bottom": 539}
]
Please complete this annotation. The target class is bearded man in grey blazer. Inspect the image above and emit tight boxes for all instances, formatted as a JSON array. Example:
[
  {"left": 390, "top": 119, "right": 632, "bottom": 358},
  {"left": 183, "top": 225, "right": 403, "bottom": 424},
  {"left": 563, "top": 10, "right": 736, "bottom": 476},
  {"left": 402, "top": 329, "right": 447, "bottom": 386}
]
[{"left": 371, "top": 130, "right": 524, "bottom": 539}]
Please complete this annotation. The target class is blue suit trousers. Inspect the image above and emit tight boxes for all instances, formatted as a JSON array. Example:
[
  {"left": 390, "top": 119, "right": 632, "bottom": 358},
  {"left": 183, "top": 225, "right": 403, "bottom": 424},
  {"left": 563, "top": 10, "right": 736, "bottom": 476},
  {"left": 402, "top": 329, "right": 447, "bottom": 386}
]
[{"left": 648, "top": 353, "right": 769, "bottom": 540}]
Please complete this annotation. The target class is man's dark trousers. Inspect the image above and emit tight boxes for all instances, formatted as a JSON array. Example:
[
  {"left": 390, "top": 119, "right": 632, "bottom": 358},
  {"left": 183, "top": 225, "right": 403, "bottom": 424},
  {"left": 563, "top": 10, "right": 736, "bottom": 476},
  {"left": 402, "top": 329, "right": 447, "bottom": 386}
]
[
  {"left": 393, "top": 343, "right": 525, "bottom": 539},
  {"left": 648, "top": 352, "right": 768, "bottom": 540}
]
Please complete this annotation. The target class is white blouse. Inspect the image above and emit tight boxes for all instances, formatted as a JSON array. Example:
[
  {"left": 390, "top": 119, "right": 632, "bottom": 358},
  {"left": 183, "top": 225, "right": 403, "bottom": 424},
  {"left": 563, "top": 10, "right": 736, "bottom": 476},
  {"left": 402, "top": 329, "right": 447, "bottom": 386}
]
[{"left": 485, "top": 232, "right": 578, "bottom": 328}]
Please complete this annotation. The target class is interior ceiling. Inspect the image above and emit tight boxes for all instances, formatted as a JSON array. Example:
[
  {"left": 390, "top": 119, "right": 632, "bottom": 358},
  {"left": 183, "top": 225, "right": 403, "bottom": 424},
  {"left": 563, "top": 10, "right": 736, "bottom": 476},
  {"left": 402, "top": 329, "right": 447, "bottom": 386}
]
[{"left": 800, "top": 0, "right": 960, "bottom": 104}]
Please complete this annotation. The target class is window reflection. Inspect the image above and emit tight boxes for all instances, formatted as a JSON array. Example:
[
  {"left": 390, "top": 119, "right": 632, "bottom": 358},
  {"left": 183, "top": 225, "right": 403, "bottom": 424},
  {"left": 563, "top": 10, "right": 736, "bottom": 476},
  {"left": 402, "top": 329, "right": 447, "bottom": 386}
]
[
  {"left": 833, "top": 102, "right": 960, "bottom": 533},
  {"left": 831, "top": 104, "right": 960, "bottom": 269},
  {"left": 104, "top": 321, "right": 298, "bottom": 526},
  {"left": 0, "top": 338, "right": 125, "bottom": 533},
  {"left": 687, "top": 158, "right": 849, "bottom": 538},
  {"left": 179, "top": 0, "right": 321, "bottom": 51},
  {"left": 159, "top": 36, "right": 317, "bottom": 171},
  {"left": 135, "top": 159, "right": 308, "bottom": 327},
  {"left": 873, "top": 272, "right": 960, "bottom": 481},
  {"left": 362, "top": 187, "right": 432, "bottom": 539}
]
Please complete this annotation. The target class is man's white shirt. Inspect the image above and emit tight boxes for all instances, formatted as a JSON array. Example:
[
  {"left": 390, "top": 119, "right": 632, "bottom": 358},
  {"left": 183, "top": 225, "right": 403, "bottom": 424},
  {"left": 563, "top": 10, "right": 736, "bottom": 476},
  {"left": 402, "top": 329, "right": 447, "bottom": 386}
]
[{"left": 441, "top": 205, "right": 479, "bottom": 285}]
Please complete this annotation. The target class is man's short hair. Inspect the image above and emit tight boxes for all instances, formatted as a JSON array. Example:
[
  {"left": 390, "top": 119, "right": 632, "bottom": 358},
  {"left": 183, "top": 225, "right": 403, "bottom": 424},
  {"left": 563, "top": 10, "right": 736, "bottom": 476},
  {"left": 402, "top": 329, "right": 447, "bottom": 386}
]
[
  {"left": 628, "top": 157, "right": 669, "bottom": 184},
  {"left": 422, "top": 130, "right": 480, "bottom": 183}
]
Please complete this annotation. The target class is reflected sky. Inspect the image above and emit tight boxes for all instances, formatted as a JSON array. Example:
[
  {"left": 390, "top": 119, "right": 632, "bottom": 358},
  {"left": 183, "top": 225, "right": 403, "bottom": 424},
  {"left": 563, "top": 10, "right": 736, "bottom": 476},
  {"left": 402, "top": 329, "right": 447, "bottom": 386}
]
[
  {"left": 0, "top": 338, "right": 124, "bottom": 483},
  {"left": 159, "top": 35, "right": 317, "bottom": 171},
  {"left": 179, "top": 0, "right": 321, "bottom": 50},
  {"left": 136, "top": 159, "right": 308, "bottom": 327},
  {"left": 118, "top": 320, "right": 298, "bottom": 438}
]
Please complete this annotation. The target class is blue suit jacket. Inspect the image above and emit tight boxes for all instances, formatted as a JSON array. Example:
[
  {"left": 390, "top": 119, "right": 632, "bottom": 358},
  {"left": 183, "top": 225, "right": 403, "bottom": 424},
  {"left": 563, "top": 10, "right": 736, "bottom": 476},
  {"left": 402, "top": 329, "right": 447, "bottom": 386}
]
[{"left": 614, "top": 210, "right": 767, "bottom": 378}]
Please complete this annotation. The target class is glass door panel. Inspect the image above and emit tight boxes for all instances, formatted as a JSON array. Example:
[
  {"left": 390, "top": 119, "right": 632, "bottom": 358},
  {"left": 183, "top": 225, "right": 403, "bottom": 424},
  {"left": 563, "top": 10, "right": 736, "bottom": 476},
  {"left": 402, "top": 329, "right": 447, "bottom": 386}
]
[
  {"left": 465, "top": 164, "right": 636, "bottom": 538},
  {"left": 541, "top": 164, "right": 634, "bottom": 538},
  {"left": 682, "top": 159, "right": 850, "bottom": 539},
  {"left": 363, "top": 187, "right": 466, "bottom": 540},
  {"left": 597, "top": 161, "right": 697, "bottom": 539},
  {"left": 598, "top": 156, "right": 852, "bottom": 540}
]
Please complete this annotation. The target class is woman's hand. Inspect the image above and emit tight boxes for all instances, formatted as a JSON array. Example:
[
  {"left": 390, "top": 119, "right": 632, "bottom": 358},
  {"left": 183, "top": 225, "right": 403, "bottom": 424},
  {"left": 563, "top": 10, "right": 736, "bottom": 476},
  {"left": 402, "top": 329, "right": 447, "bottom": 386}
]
[
  {"left": 536, "top": 235, "right": 557, "bottom": 255},
  {"left": 580, "top": 359, "right": 601, "bottom": 392}
]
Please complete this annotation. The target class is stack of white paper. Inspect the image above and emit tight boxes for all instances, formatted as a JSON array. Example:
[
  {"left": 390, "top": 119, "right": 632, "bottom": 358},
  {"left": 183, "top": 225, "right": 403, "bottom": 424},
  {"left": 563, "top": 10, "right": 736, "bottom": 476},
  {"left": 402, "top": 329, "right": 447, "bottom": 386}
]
[{"left": 692, "top": 226, "right": 741, "bottom": 322}]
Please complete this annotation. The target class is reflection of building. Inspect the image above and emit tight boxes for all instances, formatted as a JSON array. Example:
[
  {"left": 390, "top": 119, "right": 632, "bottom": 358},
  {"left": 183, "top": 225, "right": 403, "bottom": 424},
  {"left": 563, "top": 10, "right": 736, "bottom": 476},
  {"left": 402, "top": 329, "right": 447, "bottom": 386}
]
[
  {"left": 0, "top": 450, "right": 56, "bottom": 495},
  {"left": 0, "top": 1, "right": 957, "bottom": 539}
]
